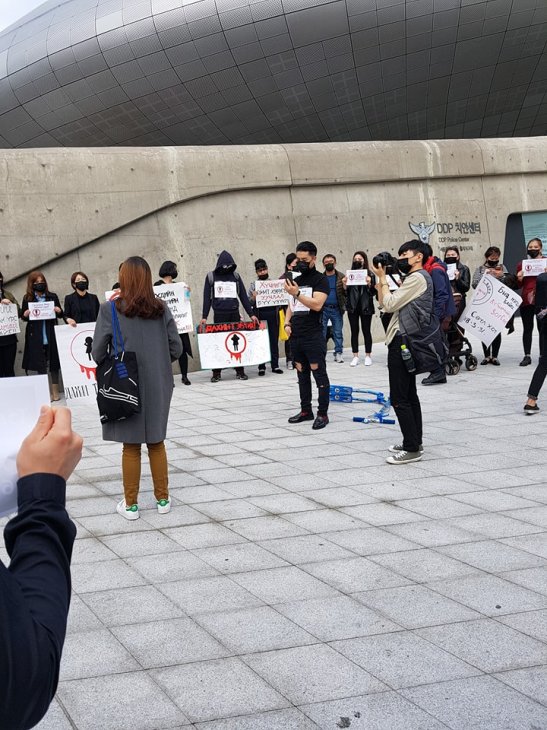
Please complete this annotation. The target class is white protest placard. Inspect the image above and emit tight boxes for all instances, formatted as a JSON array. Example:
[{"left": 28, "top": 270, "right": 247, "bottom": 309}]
[
  {"left": 0, "top": 303, "right": 20, "bottom": 336},
  {"left": 388, "top": 274, "right": 401, "bottom": 291},
  {"left": 0, "top": 375, "right": 50, "bottom": 517},
  {"left": 154, "top": 282, "right": 193, "bottom": 334},
  {"left": 29, "top": 301, "right": 55, "bottom": 320},
  {"left": 198, "top": 322, "right": 271, "bottom": 369},
  {"left": 290, "top": 286, "right": 312, "bottom": 312},
  {"left": 522, "top": 259, "right": 547, "bottom": 277},
  {"left": 255, "top": 279, "right": 290, "bottom": 308},
  {"left": 214, "top": 281, "right": 237, "bottom": 299},
  {"left": 447, "top": 264, "right": 457, "bottom": 281},
  {"left": 345, "top": 269, "right": 368, "bottom": 285},
  {"left": 104, "top": 285, "right": 193, "bottom": 333},
  {"left": 55, "top": 323, "right": 98, "bottom": 405},
  {"left": 460, "top": 273, "right": 522, "bottom": 347}
]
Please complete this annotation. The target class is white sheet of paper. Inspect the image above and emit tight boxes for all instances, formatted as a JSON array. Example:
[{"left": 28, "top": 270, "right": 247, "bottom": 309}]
[
  {"left": 447, "top": 263, "right": 457, "bottom": 280},
  {"left": 29, "top": 301, "right": 55, "bottom": 320},
  {"left": 345, "top": 269, "right": 368, "bottom": 285},
  {"left": 522, "top": 258, "right": 547, "bottom": 277},
  {"left": 291, "top": 286, "right": 312, "bottom": 312},
  {"left": 388, "top": 274, "right": 401, "bottom": 291},
  {"left": 0, "top": 375, "right": 50, "bottom": 518},
  {"left": 0, "top": 303, "right": 20, "bottom": 336},
  {"left": 214, "top": 281, "right": 237, "bottom": 299}
]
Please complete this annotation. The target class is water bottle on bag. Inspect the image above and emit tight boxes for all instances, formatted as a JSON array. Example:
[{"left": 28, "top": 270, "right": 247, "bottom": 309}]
[{"left": 400, "top": 344, "right": 416, "bottom": 373}]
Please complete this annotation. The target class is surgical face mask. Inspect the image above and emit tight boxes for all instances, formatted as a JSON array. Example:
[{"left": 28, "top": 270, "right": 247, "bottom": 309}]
[
  {"left": 444, "top": 256, "right": 458, "bottom": 265},
  {"left": 75, "top": 281, "right": 88, "bottom": 291},
  {"left": 294, "top": 260, "right": 311, "bottom": 274},
  {"left": 397, "top": 258, "right": 413, "bottom": 276},
  {"left": 528, "top": 249, "right": 541, "bottom": 259},
  {"left": 486, "top": 259, "right": 499, "bottom": 268},
  {"left": 257, "top": 273, "right": 268, "bottom": 280},
  {"left": 33, "top": 282, "right": 46, "bottom": 293},
  {"left": 324, "top": 263, "right": 335, "bottom": 272},
  {"left": 352, "top": 261, "right": 363, "bottom": 269}
]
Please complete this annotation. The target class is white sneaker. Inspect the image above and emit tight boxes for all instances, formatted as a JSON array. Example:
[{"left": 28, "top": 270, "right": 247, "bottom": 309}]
[
  {"left": 334, "top": 353, "right": 344, "bottom": 363},
  {"left": 157, "top": 498, "right": 171, "bottom": 514},
  {"left": 350, "top": 356, "right": 360, "bottom": 367},
  {"left": 116, "top": 499, "right": 139, "bottom": 520},
  {"left": 364, "top": 356, "right": 373, "bottom": 366}
]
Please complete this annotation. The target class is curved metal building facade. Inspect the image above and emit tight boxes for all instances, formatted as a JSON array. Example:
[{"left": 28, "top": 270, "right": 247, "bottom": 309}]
[{"left": 0, "top": 0, "right": 545, "bottom": 148}]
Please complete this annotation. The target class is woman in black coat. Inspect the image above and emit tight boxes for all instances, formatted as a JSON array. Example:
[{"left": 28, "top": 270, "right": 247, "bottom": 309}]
[
  {"left": 21, "top": 271, "right": 64, "bottom": 401},
  {"left": 0, "top": 270, "right": 21, "bottom": 377},
  {"left": 64, "top": 271, "right": 100, "bottom": 325},
  {"left": 155, "top": 260, "right": 193, "bottom": 385},
  {"left": 342, "top": 251, "right": 377, "bottom": 367}
]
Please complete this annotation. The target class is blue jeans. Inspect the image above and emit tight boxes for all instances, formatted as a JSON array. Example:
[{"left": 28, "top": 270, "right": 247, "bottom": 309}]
[{"left": 322, "top": 305, "right": 344, "bottom": 354}]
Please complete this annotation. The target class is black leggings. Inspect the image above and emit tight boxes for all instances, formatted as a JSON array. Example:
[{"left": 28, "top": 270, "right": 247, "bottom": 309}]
[
  {"left": 482, "top": 334, "right": 501, "bottom": 359},
  {"left": 347, "top": 311, "right": 373, "bottom": 354},
  {"left": 528, "top": 319, "right": 547, "bottom": 399},
  {"left": 521, "top": 305, "right": 541, "bottom": 356},
  {"left": 0, "top": 342, "right": 16, "bottom": 377}
]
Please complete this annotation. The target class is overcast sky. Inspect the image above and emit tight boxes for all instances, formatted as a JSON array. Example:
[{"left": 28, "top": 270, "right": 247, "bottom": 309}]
[{"left": 0, "top": 0, "right": 46, "bottom": 32}]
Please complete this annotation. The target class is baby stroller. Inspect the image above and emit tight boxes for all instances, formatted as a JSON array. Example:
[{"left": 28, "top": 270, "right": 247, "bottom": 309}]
[{"left": 445, "top": 292, "right": 478, "bottom": 375}]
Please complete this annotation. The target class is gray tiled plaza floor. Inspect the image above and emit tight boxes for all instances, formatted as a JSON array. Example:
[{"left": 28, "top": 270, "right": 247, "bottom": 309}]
[{"left": 6, "top": 321, "right": 547, "bottom": 729}]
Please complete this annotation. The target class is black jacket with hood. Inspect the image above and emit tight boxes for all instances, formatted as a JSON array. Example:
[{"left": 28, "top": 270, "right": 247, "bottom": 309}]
[{"left": 202, "top": 251, "right": 253, "bottom": 319}]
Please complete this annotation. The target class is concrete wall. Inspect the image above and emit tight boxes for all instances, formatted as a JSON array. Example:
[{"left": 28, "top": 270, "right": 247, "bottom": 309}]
[{"left": 2, "top": 138, "right": 547, "bottom": 371}]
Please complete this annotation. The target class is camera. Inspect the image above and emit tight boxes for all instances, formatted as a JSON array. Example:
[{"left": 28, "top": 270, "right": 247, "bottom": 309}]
[{"left": 373, "top": 251, "right": 397, "bottom": 274}]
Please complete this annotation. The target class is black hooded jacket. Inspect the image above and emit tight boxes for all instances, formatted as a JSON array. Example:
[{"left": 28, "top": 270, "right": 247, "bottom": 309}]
[{"left": 202, "top": 251, "right": 253, "bottom": 318}]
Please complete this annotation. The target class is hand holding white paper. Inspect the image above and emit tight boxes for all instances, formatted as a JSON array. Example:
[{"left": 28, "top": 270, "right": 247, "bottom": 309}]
[{"left": 0, "top": 375, "right": 50, "bottom": 517}]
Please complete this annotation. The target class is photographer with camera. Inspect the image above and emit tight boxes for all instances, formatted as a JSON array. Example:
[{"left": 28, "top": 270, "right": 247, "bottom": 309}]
[{"left": 372, "top": 240, "right": 434, "bottom": 464}]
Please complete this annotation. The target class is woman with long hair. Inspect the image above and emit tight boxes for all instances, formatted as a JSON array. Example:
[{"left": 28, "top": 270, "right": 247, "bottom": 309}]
[
  {"left": 64, "top": 271, "right": 100, "bottom": 325},
  {"left": 92, "top": 256, "right": 182, "bottom": 520},
  {"left": 21, "top": 271, "right": 64, "bottom": 400},
  {"left": 0, "top": 270, "right": 21, "bottom": 377},
  {"left": 342, "top": 250, "right": 377, "bottom": 367}
]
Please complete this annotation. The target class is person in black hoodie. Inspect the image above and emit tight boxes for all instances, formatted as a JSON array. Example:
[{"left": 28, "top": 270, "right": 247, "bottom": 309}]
[
  {"left": 64, "top": 271, "right": 100, "bottom": 326},
  {"left": 0, "top": 405, "right": 82, "bottom": 730},
  {"left": 200, "top": 250, "right": 258, "bottom": 382},
  {"left": 156, "top": 260, "right": 193, "bottom": 385}
]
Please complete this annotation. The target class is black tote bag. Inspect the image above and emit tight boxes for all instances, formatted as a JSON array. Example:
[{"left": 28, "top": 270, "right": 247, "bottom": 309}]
[{"left": 96, "top": 301, "right": 140, "bottom": 423}]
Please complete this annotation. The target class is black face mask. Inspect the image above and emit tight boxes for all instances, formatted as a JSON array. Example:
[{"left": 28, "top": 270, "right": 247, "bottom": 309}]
[
  {"left": 486, "top": 260, "right": 499, "bottom": 268},
  {"left": 397, "top": 258, "right": 412, "bottom": 276},
  {"left": 325, "top": 263, "right": 335, "bottom": 272},
  {"left": 528, "top": 250, "right": 540, "bottom": 259},
  {"left": 222, "top": 264, "right": 235, "bottom": 273},
  {"left": 75, "top": 281, "right": 88, "bottom": 291},
  {"left": 34, "top": 283, "right": 46, "bottom": 293},
  {"left": 444, "top": 256, "right": 458, "bottom": 265},
  {"left": 294, "top": 261, "right": 310, "bottom": 274},
  {"left": 351, "top": 261, "right": 363, "bottom": 269},
  {"left": 257, "top": 273, "right": 268, "bottom": 280}
]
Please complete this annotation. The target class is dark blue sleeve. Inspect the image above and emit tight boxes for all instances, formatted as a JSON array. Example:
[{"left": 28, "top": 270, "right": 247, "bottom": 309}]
[
  {"left": 0, "top": 474, "right": 76, "bottom": 730},
  {"left": 431, "top": 269, "right": 450, "bottom": 319},
  {"left": 202, "top": 276, "right": 212, "bottom": 319}
]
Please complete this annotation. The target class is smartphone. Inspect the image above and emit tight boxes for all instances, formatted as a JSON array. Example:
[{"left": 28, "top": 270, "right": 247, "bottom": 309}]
[{"left": 286, "top": 271, "right": 293, "bottom": 282}]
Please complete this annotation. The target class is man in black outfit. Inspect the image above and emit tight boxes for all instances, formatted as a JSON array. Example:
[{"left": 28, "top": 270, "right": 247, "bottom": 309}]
[
  {"left": 1, "top": 405, "right": 82, "bottom": 730},
  {"left": 283, "top": 241, "right": 330, "bottom": 430}
]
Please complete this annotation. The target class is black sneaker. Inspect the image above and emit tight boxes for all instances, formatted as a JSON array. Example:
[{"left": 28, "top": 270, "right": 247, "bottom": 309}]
[
  {"left": 272, "top": 368, "right": 284, "bottom": 374},
  {"left": 258, "top": 369, "right": 266, "bottom": 376},
  {"left": 236, "top": 373, "right": 249, "bottom": 380},
  {"left": 211, "top": 375, "right": 221, "bottom": 383},
  {"left": 520, "top": 356, "right": 532, "bottom": 367},
  {"left": 524, "top": 403, "right": 540, "bottom": 415},
  {"left": 491, "top": 358, "right": 500, "bottom": 366},
  {"left": 312, "top": 414, "right": 329, "bottom": 430},
  {"left": 288, "top": 411, "right": 314, "bottom": 423},
  {"left": 182, "top": 376, "right": 191, "bottom": 385},
  {"left": 421, "top": 373, "right": 447, "bottom": 385}
]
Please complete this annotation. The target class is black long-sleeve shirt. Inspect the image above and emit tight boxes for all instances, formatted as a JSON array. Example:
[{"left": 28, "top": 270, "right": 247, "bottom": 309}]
[{"left": 0, "top": 474, "right": 76, "bottom": 730}]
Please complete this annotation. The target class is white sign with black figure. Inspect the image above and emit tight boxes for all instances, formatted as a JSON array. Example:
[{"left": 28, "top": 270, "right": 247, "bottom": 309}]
[{"left": 55, "top": 323, "right": 98, "bottom": 405}]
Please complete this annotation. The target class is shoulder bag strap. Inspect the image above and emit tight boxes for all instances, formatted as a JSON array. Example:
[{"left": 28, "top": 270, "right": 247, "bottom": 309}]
[{"left": 110, "top": 300, "right": 124, "bottom": 357}]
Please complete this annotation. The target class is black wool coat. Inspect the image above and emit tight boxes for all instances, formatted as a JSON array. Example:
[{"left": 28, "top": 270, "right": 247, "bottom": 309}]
[{"left": 21, "top": 293, "right": 63, "bottom": 373}]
